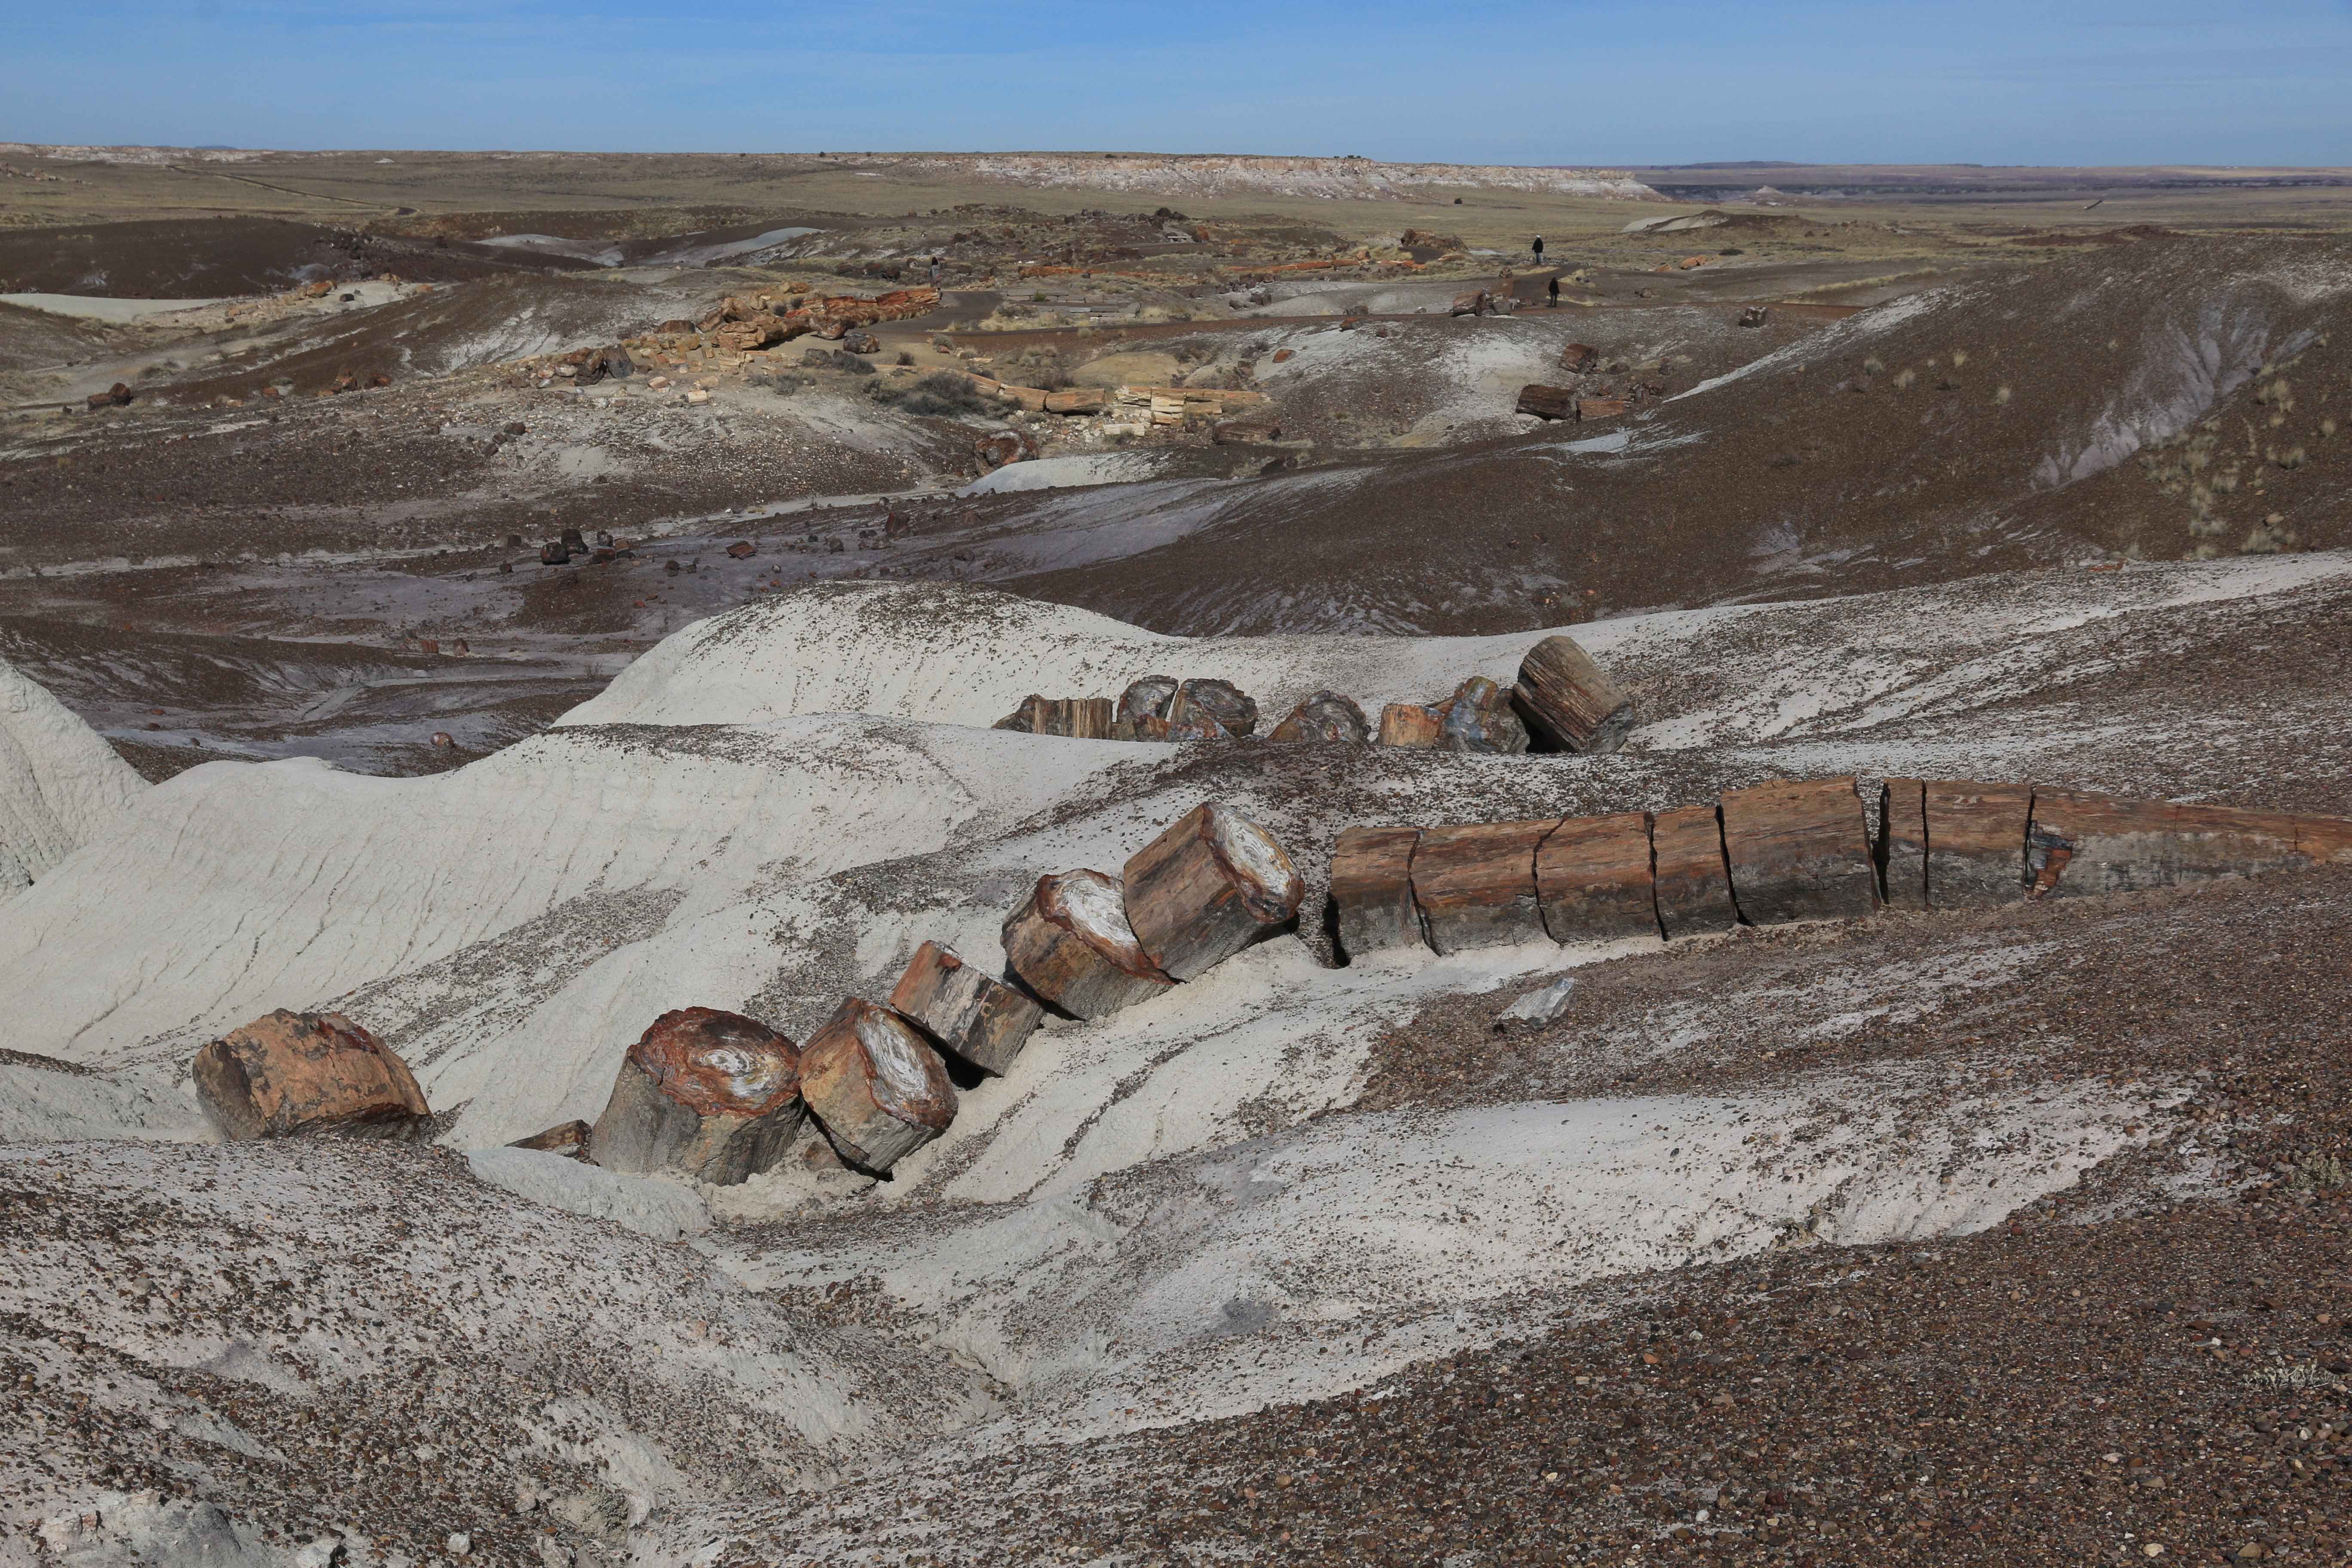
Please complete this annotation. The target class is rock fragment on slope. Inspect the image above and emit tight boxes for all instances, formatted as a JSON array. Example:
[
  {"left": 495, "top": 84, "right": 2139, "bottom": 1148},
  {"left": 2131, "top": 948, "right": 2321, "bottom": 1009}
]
[
  {"left": 1122, "top": 802, "right": 1305, "bottom": 980},
  {"left": 192, "top": 1009, "right": 431, "bottom": 1142},
  {"left": 1002, "top": 869, "right": 1174, "bottom": 1018},
  {"left": 888, "top": 939, "right": 1044, "bottom": 1076},
  {"left": 1513, "top": 634, "right": 1633, "bottom": 753},
  {"left": 799, "top": 997, "right": 958, "bottom": 1173},
  {"left": 589, "top": 1007, "right": 805, "bottom": 1185},
  {"left": 1437, "top": 675, "right": 1530, "bottom": 754}
]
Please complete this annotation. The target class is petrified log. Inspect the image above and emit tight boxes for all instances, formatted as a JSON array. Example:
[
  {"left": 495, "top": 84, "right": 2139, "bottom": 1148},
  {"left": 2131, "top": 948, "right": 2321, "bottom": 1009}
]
[
  {"left": 1516, "top": 384, "right": 1578, "bottom": 420},
  {"left": 1512, "top": 635, "right": 1633, "bottom": 754},
  {"left": 1269, "top": 691, "right": 1370, "bottom": 743},
  {"left": 1118, "top": 675, "right": 1180, "bottom": 726},
  {"left": 1536, "top": 811, "right": 1659, "bottom": 944},
  {"left": 888, "top": 940, "right": 1043, "bottom": 1076},
  {"left": 1002, "top": 869, "right": 1174, "bottom": 1018},
  {"left": 1451, "top": 290, "right": 1491, "bottom": 317},
  {"left": 1438, "top": 676, "right": 1530, "bottom": 754},
  {"left": 1718, "top": 777, "right": 1878, "bottom": 925},
  {"left": 2025, "top": 790, "right": 2178, "bottom": 900},
  {"left": 509, "top": 1119, "right": 591, "bottom": 1156},
  {"left": 1410, "top": 820, "right": 1553, "bottom": 953},
  {"left": 1378, "top": 702, "right": 1445, "bottom": 748},
  {"left": 588, "top": 1008, "right": 804, "bottom": 1186},
  {"left": 2164, "top": 802, "right": 2308, "bottom": 885},
  {"left": 1123, "top": 803, "right": 1305, "bottom": 980},
  {"left": 1044, "top": 387, "right": 1109, "bottom": 414},
  {"left": 1578, "top": 398, "right": 1629, "bottom": 420},
  {"left": 798, "top": 998, "right": 956, "bottom": 1175},
  {"left": 995, "top": 695, "right": 1114, "bottom": 737},
  {"left": 1331, "top": 824, "right": 1423, "bottom": 960},
  {"left": 193, "top": 1011, "right": 430, "bottom": 1143},
  {"left": 993, "top": 695, "right": 1045, "bottom": 733},
  {"left": 1173, "top": 679, "right": 1259, "bottom": 736},
  {"left": 1922, "top": 780, "right": 2033, "bottom": 908},
  {"left": 2294, "top": 813, "right": 2352, "bottom": 866},
  {"left": 1650, "top": 805, "right": 1737, "bottom": 938},
  {"left": 1560, "top": 343, "right": 1599, "bottom": 373},
  {"left": 1876, "top": 778, "right": 1929, "bottom": 910}
]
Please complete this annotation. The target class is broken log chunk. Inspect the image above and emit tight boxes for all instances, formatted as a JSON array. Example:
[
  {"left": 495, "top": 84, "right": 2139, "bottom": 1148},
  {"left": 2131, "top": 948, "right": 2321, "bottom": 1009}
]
[
  {"left": 2295, "top": 813, "right": 2352, "bottom": 865},
  {"left": 1268, "top": 690, "right": 1371, "bottom": 743},
  {"left": 509, "top": 1119, "right": 591, "bottom": 1157},
  {"left": 887, "top": 940, "right": 1043, "bottom": 1077},
  {"left": 192, "top": 1010, "right": 431, "bottom": 1142},
  {"left": 1002, "top": 869, "right": 1174, "bottom": 1019},
  {"left": 1438, "top": 675, "right": 1530, "bottom": 754},
  {"left": 1719, "top": 777, "right": 1878, "bottom": 925},
  {"left": 1516, "top": 384, "right": 1578, "bottom": 421},
  {"left": 588, "top": 1007, "right": 805, "bottom": 1186},
  {"left": 1451, "top": 290, "right": 1491, "bottom": 317},
  {"left": 1044, "top": 387, "right": 1109, "bottom": 414},
  {"left": 798, "top": 998, "right": 956, "bottom": 1174},
  {"left": 1410, "top": 820, "right": 1553, "bottom": 954},
  {"left": 1877, "top": 778, "right": 1929, "bottom": 910},
  {"left": 1921, "top": 780, "right": 2033, "bottom": 908},
  {"left": 1650, "top": 805, "right": 1737, "bottom": 938},
  {"left": 1118, "top": 675, "right": 1180, "bottom": 726},
  {"left": 1512, "top": 635, "right": 1633, "bottom": 754},
  {"left": 993, "top": 695, "right": 1047, "bottom": 733},
  {"left": 1162, "top": 695, "right": 1233, "bottom": 741},
  {"left": 1536, "top": 811, "right": 1659, "bottom": 945},
  {"left": 1331, "top": 824, "right": 1424, "bottom": 960},
  {"left": 1122, "top": 803, "right": 1305, "bottom": 980},
  {"left": 2025, "top": 790, "right": 2177, "bottom": 900},
  {"left": 1173, "top": 678, "right": 1259, "bottom": 736},
  {"left": 1377, "top": 702, "right": 1445, "bottom": 748},
  {"left": 1560, "top": 343, "right": 1599, "bottom": 374},
  {"left": 1577, "top": 398, "right": 1629, "bottom": 420}
]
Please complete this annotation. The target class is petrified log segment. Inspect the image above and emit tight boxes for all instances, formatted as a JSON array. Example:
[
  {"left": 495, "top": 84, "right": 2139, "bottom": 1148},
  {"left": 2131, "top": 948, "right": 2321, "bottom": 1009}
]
[
  {"left": 992, "top": 697, "right": 1115, "bottom": 738},
  {"left": 2296, "top": 814, "right": 2352, "bottom": 865},
  {"left": 1516, "top": 384, "right": 1577, "bottom": 420},
  {"left": 1162, "top": 700, "right": 1232, "bottom": 741},
  {"left": 589, "top": 1007, "right": 805, "bottom": 1185},
  {"left": 1377, "top": 702, "right": 1445, "bottom": 748},
  {"left": 1922, "top": 780, "right": 2033, "bottom": 909},
  {"left": 888, "top": 940, "right": 1044, "bottom": 1076},
  {"left": 1650, "top": 805, "right": 1738, "bottom": 938},
  {"left": 1876, "top": 778, "right": 1929, "bottom": 910},
  {"left": 510, "top": 1119, "right": 591, "bottom": 1156},
  {"left": 1719, "top": 777, "right": 1878, "bottom": 925},
  {"left": 1002, "top": 869, "right": 1174, "bottom": 1018},
  {"left": 1410, "top": 820, "right": 1552, "bottom": 954},
  {"left": 1269, "top": 691, "right": 1371, "bottom": 743},
  {"left": 798, "top": 998, "right": 957, "bottom": 1174},
  {"left": 1118, "top": 675, "right": 1180, "bottom": 726},
  {"left": 1438, "top": 676, "right": 1530, "bottom": 754},
  {"left": 1124, "top": 804, "right": 1305, "bottom": 980},
  {"left": 1331, "top": 825, "right": 1423, "bottom": 960},
  {"left": 2025, "top": 790, "right": 2180, "bottom": 900},
  {"left": 1173, "top": 679, "right": 1259, "bottom": 736},
  {"left": 192, "top": 1010, "right": 431, "bottom": 1143},
  {"left": 1536, "top": 812, "right": 1659, "bottom": 944},
  {"left": 2166, "top": 803, "right": 2308, "bottom": 885},
  {"left": 1512, "top": 635, "right": 1633, "bottom": 754},
  {"left": 992, "top": 695, "right": 1045, "bottom": 733}
]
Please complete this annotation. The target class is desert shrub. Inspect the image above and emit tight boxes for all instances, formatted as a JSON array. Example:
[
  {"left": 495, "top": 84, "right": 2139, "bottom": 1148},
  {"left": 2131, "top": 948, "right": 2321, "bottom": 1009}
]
[
  {"left": 895, "top": 350, "right": 914, "bottom": 366},
  {"left": 868, "top": 371, "right": 993, "bottom": 418}
]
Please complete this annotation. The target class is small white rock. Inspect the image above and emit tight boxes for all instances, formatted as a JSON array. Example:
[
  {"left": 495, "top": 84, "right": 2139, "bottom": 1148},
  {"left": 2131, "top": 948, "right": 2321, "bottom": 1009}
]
[{"left": 446, "top": 1533, "right": 471, "bottom": 1559}]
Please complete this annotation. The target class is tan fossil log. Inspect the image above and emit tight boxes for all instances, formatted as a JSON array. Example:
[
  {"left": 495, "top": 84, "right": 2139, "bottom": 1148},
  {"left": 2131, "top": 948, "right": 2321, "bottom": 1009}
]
[
  {"left": 1331, "top": 824, "right": 1424, "bottom": 959},
  {"left": 1920, "top": 780, "right": 2034, "bottom": 908},
  {"left": 1410, "top": 819, "right": 1553, "bottom": 954},
  {"left": 1718, "top": 777, "right": 1878, "bottom": 925},
  {"left": 1122, "top": 803, "right": 1305, "bottom": 980},
  {"left": 588, "top": 1007, "right": 805, "bottom": 1185},
  {"left": 192, "top": 1010, "right": 432, "bottom": 1143},
  {"left": 1512, "top": 634, "right": 1632, "bottom": 754},
  {"left": 797, "top": 997, "right": 957, "bottom": 1174},
  {"left": 1377, "top": 702, "right": 1445, "bottom": 748},
  {"left": 1651, "top": 804, "right": 1737, "bottom": 937},
  {"left": 1001, "top": 869, "right": 1175, "bottom": 1018},
  {"left": 1536, "top": 811, "right": 1658, "bottom": 944},
  {"left": 888, "top": 940, "right": 1044, "bottom": 1076}
]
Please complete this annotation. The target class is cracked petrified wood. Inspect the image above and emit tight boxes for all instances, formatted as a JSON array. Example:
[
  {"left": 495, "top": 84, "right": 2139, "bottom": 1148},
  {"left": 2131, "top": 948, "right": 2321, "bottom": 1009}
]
[
  {"left": 1003, "top": 869, "right": 1175, "bottom": 1018},
  {"left": 888, "top": 940, "right": 1044, "bottom": 1076},
  {"left": 1411, "top": 819, "right": 1553, "bottom": 953},
  {"left": 1438, "top": 676, "right": 1530, "bottom": 754},
  {"left": 1537, "top": 811, "right": 1659, "bottom": 944},
  {"left": 1377, "top": 702, "right": 1445, "bottom": 748},
  {"left": 1118, "top": 675, "right": 1179, "bottom": 726},
  {"left": 1877, "top": 778, "right": 1930, "bottom": 910},
  {"left": 798, "top": 997, "right": 957, "bottom": 1175},
  {"left": 1331, "top": 824, "right": 1422, "bottom": 960},
  {"left": 192, "top": 1010, "right": 432, "bottom": 1143},
  {"left": 1269, "top": 690, "right": 1371, "bottom": 743},
  {"left": 1651, "top": 805, "right": 1737, "bottom": 938},
  {"left": 993, "top": 696, "right": 1115, "bottom": 738},
  {"left": 1171, "top": 679, "right": 1258, "bottom": 736},
  {"left": 1719, "top": 777, "right": 1878, "bottom": 925},
  {"left": 1124, "top": 803, "right": 1305, "bottom": 980},
  {"left": 1923, "top": 780, "right": 2034, "bottom": 909},
  {"left": 589, "top": 1007, "right": 805, "bottom": 1185},
  {"left": 2026, "top": 790, "right": 2182, "bottom": 900},
  {"left": 1512, "top": 634, "right": 1633, "bottom": 754}
]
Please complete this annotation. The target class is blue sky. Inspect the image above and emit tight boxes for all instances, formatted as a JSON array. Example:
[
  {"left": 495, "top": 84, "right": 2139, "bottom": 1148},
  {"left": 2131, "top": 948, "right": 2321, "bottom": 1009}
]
[{"left": 3, "top": 0, "right": 2349, "bottom": 165}]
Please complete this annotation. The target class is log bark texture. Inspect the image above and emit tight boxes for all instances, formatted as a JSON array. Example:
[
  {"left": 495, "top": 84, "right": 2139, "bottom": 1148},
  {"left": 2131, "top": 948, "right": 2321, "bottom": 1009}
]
[
  {"left": 1269, "top": 691, "right": 1371, "bottom": 743},
  {"left": 1876, "top": 778, "right": 1929, "bottom": 910},
  {"left": 2164, "top": 802, "right": 2309, "bottom": 885},
  {"left": 1002, "top": 869, "right": 1175, "bottom": 1018},
  {"left": 1438, "top": 676, "right": 1530, "bottom": 754},
  {"left": 798, "top": 998, "right": 957, "bottom": 1175},
  {"left": 888, "top": 940, "right": 1044, "bottom": 1076},
  {"left": 1719, "top": 777, "right": 1878, "bottom": 925},
  {"left": 1123, "top": 803, "right": 1305, "bottom": 980},
  {"left": 1331, "top": 824, "right": 1423, "bottom": 960},
  {"left": 193, "top": 1010, "right": 431, "bottom": 1143},
  {"left": 1537, "top": 812, "right": 1659, "bottom": 945},
  {"left": 1377, "top": 702, "right": 1445, "bottom": 748},
  {"left": 2025, "top": 790, "right": 2179, "bottom": 900},
  {"left": 1411, "top": 820, "right": 1552, "bottom": 954},
  {"left": 1922, "top": 780, "right": 2033, "bottom": 908},
  {"left": 588, "top": 1007, "right": 805, "bottom": 1186},
  {"left": 1512, "top": 635, "right": 1633, "bottom": 754},
  {"left": 1651, "top": 805, "right": 1737, "bottom": 937}
]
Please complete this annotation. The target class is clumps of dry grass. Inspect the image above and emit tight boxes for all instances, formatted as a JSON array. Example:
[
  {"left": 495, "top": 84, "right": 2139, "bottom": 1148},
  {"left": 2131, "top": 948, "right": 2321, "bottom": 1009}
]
[{"left": 2241, "top": 512, "right": 2299, "bottom": 554}]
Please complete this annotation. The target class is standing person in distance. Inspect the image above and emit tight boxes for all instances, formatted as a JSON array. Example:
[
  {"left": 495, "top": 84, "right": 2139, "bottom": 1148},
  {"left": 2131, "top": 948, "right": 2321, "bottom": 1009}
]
[{"left": 1532, "top": 234, "right": 1545, "bottom": 264}]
